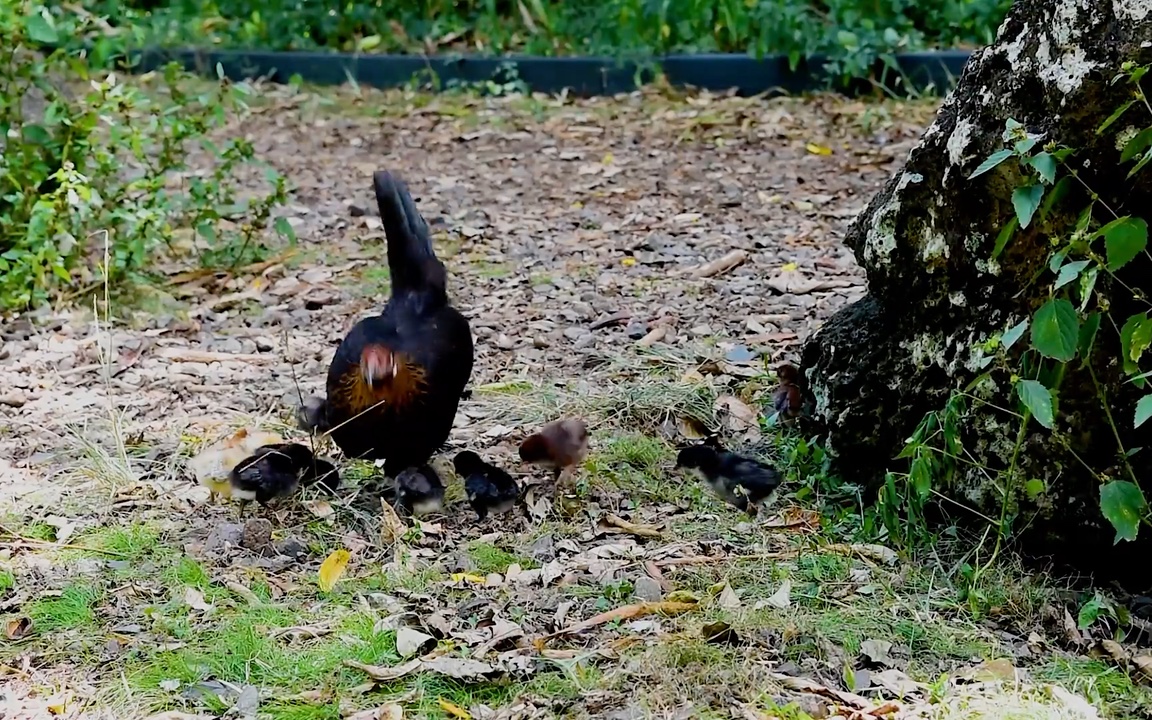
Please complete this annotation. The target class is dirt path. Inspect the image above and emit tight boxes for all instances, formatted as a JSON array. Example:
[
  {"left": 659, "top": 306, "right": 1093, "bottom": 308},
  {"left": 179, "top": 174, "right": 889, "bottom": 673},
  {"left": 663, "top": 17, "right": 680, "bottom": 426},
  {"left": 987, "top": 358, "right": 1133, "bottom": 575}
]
[{"left": 0, "top": 86, "right": 1131, "bottom": 719}]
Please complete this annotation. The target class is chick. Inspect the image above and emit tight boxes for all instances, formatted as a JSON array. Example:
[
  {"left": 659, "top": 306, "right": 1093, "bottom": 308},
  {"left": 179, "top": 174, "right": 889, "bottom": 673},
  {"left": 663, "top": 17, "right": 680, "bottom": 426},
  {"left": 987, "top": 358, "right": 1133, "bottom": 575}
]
[
  {"left": 230, "top": 442, "right": 341, "bottom": 517},
  {"left": 454, "top": 450, "right": 519, "bottom": 521},
  {"left": 674, "top": 444, "right": 782, "bottom": 515},
  {"left": 773, "top": 363, "right": 813, "bottom": 422},
  {"left": 188, "top": 427, "right": 285, "bottom": 504},
  {"left": 518, "top": 417, "right": 590, "bottom": 483},
  {"left": 394, "top": 464, "right": 445, "bottom": 517}
]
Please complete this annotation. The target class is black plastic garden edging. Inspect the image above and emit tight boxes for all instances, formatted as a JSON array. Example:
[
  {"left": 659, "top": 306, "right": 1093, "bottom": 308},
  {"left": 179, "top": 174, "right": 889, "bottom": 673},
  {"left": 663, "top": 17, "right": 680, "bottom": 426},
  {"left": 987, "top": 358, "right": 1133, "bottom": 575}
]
[{"left": 120, "top": 48, "right": 973, "bottom": 98}]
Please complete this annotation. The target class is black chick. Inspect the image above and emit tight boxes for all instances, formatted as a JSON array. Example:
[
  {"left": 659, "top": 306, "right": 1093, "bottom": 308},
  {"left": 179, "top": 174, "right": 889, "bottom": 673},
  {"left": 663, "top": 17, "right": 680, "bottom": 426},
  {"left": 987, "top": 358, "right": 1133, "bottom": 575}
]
[
  {"left": 394, "top": 464, "right": 445, "bottom": 516},
  {"left": 230, "top": 442, "right": 340, "bottom": 517},
  {"left": 298, "top": 170, "right": 474, "bottom": 477},
  {"left": 454, "top": 450, "right": 519, "bottom": 521},
  {"left": 674, "top": 444, "right": 781, "bottom": 515}
]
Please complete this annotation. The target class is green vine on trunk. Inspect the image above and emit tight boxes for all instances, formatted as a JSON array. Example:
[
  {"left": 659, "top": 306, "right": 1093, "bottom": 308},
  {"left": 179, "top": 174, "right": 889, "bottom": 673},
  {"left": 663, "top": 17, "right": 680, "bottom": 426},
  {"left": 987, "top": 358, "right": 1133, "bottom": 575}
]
[{"left": 883, "top": 61, "right": 1152, "bottom": 559}]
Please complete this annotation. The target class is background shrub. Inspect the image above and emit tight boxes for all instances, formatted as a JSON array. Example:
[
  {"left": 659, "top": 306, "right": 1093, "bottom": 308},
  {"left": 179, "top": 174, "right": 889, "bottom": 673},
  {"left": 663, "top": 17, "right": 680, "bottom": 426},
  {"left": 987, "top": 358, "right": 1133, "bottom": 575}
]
[
  {"left": 0, "top": 2, "right": 292, "bottom": 311},
  {"left": 74, "top": 0, "right": 1009, "bottom": 80}
]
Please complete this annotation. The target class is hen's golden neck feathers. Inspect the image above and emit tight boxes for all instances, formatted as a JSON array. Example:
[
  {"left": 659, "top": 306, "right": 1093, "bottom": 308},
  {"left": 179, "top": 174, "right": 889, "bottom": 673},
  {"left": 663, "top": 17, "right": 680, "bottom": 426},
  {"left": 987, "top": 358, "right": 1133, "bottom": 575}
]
[{"left": 338, "top": 353, "right": 427, "bottom": 414}]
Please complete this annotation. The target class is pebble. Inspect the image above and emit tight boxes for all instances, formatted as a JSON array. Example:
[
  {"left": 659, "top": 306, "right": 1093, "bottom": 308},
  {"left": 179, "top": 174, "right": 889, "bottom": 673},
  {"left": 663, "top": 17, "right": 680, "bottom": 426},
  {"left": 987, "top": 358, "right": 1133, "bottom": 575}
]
[
  {"left": 494, "top": 334, "right": 516, "bottom": 350},
  {"left": 625, "top": 320, "right": 648, "bottom": 340},
  {"left": 204, "top": 522, "right": 244, "bottom": 552},
  {"left": 563, "top": 327, "right": 584, "bottom": 341},
  {"left": 0, "top": 391, "right": 27, "bottom": 408},
  {"left": 254, "top": 336, "right": 275, "bottom": 352},
  {"left": 633, "top": 576, "right": 663, "bottom": 602}
]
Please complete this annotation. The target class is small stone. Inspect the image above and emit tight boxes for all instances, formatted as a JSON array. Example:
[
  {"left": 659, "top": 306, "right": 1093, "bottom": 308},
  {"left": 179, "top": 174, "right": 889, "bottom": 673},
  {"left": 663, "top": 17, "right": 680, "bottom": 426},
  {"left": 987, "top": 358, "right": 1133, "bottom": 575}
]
[
  {"left": 574, "top": 334, "right": 596, "bottom": 349},
  {"left": 633, "top": 576, "right": 663, "bottom": 602},
  {"left": 204, "top": 522, "right": 244, "bottom": 552},
  {"left": 0, "top": 391, "right": 27, "bottom": 408},
  {"left": 563, "top": 327, "right": 584, "bottom": 341},
  {"left": 242, "top": 518, "right": 274, "bottom": 553},
  {"left": 348, "top": 203, "right": 368, "bottom": 217},
  {"left": 690, "top": 324, "right": 713, "bottom": 337},
  {"left": 495, "top": 334, "right": 515, "bottom": 350},
  {"left": 274, "top": 537, "right": 308, "bottom": 559},
  {"left": 625, "top": 320, "right": 648, "bottom": 340},
  {"left": 254, "top": 336, "right": 275, "bottom": 352},
  {"left": 532, "top": 336, "right": 550, "bottom": 349}
]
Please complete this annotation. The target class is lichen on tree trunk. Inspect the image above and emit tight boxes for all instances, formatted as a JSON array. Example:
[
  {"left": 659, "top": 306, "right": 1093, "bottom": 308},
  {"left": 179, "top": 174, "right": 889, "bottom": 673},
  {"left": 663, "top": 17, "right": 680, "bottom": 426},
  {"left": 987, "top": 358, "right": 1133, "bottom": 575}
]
[{"left": 801, "top": 0, "right": 1152, "bottom": 583}]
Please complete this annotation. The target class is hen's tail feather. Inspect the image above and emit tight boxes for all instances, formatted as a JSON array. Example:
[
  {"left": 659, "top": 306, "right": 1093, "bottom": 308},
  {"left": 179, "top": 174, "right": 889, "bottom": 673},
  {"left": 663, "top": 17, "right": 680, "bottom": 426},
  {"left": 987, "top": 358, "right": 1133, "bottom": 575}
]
[{"left": 373, "top": 170, "right": 445, "bottom": 301}]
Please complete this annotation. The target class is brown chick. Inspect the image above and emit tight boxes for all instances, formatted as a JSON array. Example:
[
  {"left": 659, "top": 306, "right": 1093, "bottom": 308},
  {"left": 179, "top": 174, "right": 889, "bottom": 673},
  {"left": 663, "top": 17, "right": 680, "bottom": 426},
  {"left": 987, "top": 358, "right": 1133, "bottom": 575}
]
[
  {"left": 772, "top": 363, "right": 812, "bottom": 422},
  {"left": 518, "top": 417, "right": 590, "bottom": 484}
]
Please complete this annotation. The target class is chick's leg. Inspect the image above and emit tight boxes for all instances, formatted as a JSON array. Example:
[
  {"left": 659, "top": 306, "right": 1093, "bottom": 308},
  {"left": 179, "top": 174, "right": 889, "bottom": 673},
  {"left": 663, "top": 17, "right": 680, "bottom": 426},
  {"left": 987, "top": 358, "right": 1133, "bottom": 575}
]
[{"left": 236, "top": 498, "right": 250, "bottom": 520}]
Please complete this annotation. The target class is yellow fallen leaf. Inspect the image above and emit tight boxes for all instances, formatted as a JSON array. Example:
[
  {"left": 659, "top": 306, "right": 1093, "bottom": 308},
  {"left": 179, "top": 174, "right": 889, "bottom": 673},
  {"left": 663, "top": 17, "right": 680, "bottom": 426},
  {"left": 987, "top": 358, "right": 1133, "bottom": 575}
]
[
  {"left": 780, "top": 262, "right": 798, "bottom": 272},
  {"left": 318, "top": 549, "right": 351, "bottom": 592},
  {"left": 570, "top": 200, "right": 583, "bottom": 209},
  {"left": 450, "top": 572, "right": 487, "bottom": 584},
  {"left": 621, "top": 257, "right": 637, "bottom": 267},
  {"left": 437, "top": 699, "right": 471, "bottom": 719},
  {"left": 602, "top": 152, "right": 614, "bottom": 164},
  {"left": 805, "top": 142, "right": 833, "bottom": 155}
]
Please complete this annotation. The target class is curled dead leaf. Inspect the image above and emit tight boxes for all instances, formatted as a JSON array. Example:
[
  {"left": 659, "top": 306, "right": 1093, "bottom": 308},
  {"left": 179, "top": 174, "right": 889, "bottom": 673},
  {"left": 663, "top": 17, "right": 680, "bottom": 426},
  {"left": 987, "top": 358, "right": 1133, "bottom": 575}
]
[
  {"left": 379, "top": 498, "right": 407, "bottom": 545},
  {"left": 5, "top": 616, "right": 31, "bottom": 640}
]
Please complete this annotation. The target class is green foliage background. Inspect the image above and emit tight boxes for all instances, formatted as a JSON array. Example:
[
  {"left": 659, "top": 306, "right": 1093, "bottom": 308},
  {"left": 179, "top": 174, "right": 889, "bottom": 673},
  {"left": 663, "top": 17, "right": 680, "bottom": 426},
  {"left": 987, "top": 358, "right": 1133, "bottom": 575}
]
[{"left": 79, "top": 0, "right": 1009, "bottom": 79}]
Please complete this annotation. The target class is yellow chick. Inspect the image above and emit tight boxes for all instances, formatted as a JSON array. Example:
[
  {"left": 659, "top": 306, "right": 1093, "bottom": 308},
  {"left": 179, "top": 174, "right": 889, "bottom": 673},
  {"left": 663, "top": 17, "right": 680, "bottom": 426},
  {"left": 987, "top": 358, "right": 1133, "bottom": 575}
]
[{"left": 187, "top": 427, "right": 284, "bottom": 504}]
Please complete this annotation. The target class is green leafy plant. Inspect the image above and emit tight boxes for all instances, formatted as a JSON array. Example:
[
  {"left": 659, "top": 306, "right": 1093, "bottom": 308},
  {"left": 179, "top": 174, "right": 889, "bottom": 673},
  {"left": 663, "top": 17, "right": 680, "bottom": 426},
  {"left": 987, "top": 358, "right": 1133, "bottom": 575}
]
[
  {"left": 62, "top": 0, "right": 1010, "bottom": 87},
  {"left": 0, "top": 2, "right": 294, "bottom": 310}
]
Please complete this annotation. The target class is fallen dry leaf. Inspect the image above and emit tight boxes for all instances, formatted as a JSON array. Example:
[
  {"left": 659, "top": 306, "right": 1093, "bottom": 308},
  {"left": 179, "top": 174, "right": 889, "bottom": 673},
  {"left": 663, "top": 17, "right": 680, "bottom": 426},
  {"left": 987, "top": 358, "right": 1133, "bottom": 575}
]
[
  {"left": 537, "top": 600, "right": 699, "bottom": 643},
  {"left": 763, "top": 579, "right": 791, "bottom": 610},
  {"left": 343, "top": 658, "right": 422, "bottom": 682},
  {"left": 1133, "top": 654, "right": 1152, "bottom": 682},
  {"left": 598, "top": 513, "right": 662, "bottom": 539},
  {"left": 183, "top": 587, "right": 213, "bottom": 612},
  {"left": 347, "top": 705, "right": 404, "bottom": 720},
  {"left": 379, "top": 498, "right": 407, "bottom": 545},
  {"left": 318, "top": 548, "right": 351, "bottom": 592},
  {"left": 395, "top": 627, "right": 435, "bottom": 658}
]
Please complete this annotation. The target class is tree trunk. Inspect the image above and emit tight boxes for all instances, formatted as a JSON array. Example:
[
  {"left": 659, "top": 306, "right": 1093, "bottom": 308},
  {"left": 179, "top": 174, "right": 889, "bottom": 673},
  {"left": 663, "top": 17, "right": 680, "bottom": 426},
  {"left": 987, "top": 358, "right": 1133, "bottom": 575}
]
[{"left": 801, "top": 0, "right": 1152, "bottom": 586}]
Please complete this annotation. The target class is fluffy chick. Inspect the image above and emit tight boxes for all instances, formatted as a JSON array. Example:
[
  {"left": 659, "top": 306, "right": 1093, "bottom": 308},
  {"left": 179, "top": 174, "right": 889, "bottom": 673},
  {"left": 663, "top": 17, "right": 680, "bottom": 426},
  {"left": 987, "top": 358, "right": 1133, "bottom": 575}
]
[
  {"left": 188, "top": 427, "right": 285, "bottom": 504},
  {"left": 454, "top": 450, "right": 519, "bottom": 521},
  {"left": 772, "top": 363, "right": 813, "bottom": 422},
  {"left": 518, "top": 417, "right": 590, "bottom": 481},
  {"left": 394, "top": 464, "right": 445, "bottom": 516},
  {"left": 675, "top": 444, "right": 782, "bottom": 515},
  {"left": 230, "top": 442, "right": 341, "bottom": 516}
]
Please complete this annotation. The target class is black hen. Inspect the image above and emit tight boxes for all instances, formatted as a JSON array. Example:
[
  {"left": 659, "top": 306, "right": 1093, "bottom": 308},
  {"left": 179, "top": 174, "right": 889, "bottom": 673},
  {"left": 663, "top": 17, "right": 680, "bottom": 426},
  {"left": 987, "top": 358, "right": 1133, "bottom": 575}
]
[
  {"left": 394, "top": 464, "right": 445, "bottom": 516},
  {"left": 454, "top": 450, "right": 519, "bottom": 521},
  {"left": 230, "top": 442, "right": 340, "bottom": 516},
  {"left": 298, "top": 170, "right": 474, "bottom": 477},
  {"left": 674, "top": 444, "right": 781, "bottom": 515}
]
